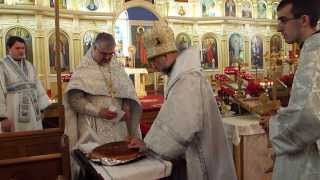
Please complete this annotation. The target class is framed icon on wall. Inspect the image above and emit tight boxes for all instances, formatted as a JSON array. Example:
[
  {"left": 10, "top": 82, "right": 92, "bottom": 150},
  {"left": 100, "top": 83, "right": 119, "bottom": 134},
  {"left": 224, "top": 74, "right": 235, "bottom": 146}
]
[{"left": 202, "top": 34, "right": 218, "bottom": 69}]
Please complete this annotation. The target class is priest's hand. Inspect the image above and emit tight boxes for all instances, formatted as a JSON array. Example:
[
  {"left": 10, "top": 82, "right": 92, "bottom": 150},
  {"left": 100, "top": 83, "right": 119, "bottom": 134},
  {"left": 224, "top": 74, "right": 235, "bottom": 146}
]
[
  {"left": 127, "top": 137, "right": 146, "bottom": 150},
  {"left": 98, "top": 108, "right": 117, "bottom": 120},
  {"left": 1, "top": 118, "right": 14, "bottom": 132}
]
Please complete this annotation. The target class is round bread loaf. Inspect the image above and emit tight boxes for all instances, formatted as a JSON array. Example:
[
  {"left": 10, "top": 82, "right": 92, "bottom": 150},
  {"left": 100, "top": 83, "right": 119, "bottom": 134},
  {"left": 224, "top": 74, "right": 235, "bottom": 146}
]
[{"left": 90, "top": 141, "right": 140, "bottom": 161}]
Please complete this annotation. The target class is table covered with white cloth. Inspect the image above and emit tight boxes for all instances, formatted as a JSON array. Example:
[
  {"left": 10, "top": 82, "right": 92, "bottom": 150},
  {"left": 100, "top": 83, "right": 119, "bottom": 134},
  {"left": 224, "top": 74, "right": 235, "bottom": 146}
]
[
  {"left": 223, "top": 115, "right": 273, "bottom": 180},
  {"left": 91, "top": 154, "right": 172, "bottom": 180},
  {"left": 74, "top": 142, "right": 172, "bottom": 180}
]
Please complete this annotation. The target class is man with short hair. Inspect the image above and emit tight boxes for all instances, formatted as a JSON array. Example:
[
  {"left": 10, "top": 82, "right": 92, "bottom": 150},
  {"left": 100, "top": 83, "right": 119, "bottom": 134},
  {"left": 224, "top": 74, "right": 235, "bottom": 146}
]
[
  {"left": 128, "top": 24, "right": 236, "bottom": 180},
  {"left": 261, "top": 0, "right": 320, "bottom": 179},
  {"left": 0, "top": 36, "right": 50, "bottom": 132},
  {"left": 64, "top": 32, "right": 142, "bottom": 148}
]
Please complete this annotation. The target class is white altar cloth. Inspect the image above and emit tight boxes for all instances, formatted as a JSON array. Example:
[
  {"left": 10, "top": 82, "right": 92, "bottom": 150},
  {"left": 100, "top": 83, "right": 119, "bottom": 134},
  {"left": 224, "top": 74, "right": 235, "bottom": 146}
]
[
  {"left": 79, "top": 142, "right": 172, "bottom": 180},
  {"left": 223, "top": 115, "right": 265, "bottom": 145},
  {"left": 91, "top": 155, "right": 172, "bottom": 180},
  {"left": 125, "top": 68, "right": 148, "bottom": 97}
]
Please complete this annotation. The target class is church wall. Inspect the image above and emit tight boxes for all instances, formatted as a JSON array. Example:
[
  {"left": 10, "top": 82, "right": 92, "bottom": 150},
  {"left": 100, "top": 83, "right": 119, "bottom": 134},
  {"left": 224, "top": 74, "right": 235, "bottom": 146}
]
[{"left": 0, "top": 0, "right": 286, "bottom": 94}]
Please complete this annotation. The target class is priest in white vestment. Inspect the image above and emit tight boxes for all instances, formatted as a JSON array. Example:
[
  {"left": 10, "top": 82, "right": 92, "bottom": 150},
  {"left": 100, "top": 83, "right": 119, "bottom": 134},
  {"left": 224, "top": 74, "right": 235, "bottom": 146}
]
[
  {"left": 0, "top": 36, "right": 50, "bottom": 133},
  {"left": 64, "top": 32, "right": 142, "bottom": 149},
  {"left": 262, "top": 1, "right": 320, "bottom": 179},
  {"left": 128, "top": 24, "right": 237, "bottom": 180}
]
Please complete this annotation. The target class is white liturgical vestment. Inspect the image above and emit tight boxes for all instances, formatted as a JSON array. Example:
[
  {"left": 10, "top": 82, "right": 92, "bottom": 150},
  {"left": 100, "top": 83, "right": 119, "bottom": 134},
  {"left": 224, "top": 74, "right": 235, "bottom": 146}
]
[
  {"left": 144, "top": 48, "right": 237, "bottom": 180},
  {"left": 0, "top": 56, "right": 50, "bottom": 132},
  {"left": 64, "top": 48, "right": 142, "bottom": 149},
  {"left": 270, "top": 32, "right": 320, "bottom": 180}
]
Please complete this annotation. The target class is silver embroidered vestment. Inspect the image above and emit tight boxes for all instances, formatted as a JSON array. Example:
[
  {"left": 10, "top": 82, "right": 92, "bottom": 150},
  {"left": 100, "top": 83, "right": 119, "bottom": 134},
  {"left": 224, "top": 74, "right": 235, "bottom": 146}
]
[
  {"left": 0, "top": 56, "right": 50, "bottom": 132},
  {"left": 64, "top": 48, "right": 142, "bottom": 149},
  {"left": 270, "top": 32, "right": 320, "bottom": 180},
  {"left": 144, "top": 48, "right": 237, "bottom": 180}
]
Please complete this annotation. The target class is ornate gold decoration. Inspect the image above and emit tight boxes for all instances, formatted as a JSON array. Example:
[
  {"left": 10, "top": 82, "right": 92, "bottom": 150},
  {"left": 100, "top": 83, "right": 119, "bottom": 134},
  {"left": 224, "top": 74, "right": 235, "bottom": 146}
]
[
  {"left": 99, "top": 65, "right": 116, "bottom": 98},
  {"left": 178, "top": 6, "right": 186, "bottom": 16}
]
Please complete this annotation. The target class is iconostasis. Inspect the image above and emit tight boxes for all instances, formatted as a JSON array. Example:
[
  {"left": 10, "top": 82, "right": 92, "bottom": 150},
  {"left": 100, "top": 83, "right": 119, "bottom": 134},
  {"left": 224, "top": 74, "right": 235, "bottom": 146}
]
[{"left": 0, "top": 0, "right": 295, "bottom": 97}]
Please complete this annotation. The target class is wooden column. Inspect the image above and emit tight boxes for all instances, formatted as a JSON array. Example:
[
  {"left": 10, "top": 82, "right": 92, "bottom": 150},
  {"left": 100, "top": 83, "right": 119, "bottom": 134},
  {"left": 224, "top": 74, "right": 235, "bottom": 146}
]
[{"left": 54, "top": 0, "right": 64, "bottom": 130}]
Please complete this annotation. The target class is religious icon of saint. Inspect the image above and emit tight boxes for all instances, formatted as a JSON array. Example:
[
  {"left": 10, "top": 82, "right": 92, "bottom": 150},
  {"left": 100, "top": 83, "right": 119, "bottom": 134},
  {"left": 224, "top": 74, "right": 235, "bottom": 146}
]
[
  {"left": 272, "top": 3, "right": 279, "bottom": 19},
  {"left": 251, "top": 35, "right": 264, "bottom": 69},
  {"left": 229, "top": 33, "right": 244, "bottom": 65},
  {"left": 257, "top": 0, "right": 267, "bottom": 18},
  {"left": 49, "top": 33, "right": 70, "bottom": 73},
  {"left": 135, "top": 26, "right": 148, "bottom": 66},
  {"left": 270, "top": 35, "right": 282, "bottom": 54},
  {"left": 83, "top": 31, "right": 98, "bottom": 55},
  {"left": 202, "top": 0, "right": 216, "bottom": 17},
  {"left": 242, "top": 2, "right": 252, "bottom": 18},
  {"left": 176, "top": 33, "right": 191, "bottom": 51},
  {"left": 202, "top": 35, "right": 218, "bottom": 69},
  {"left": 225, "top": 0, "right": 236, "bottom": 17}
]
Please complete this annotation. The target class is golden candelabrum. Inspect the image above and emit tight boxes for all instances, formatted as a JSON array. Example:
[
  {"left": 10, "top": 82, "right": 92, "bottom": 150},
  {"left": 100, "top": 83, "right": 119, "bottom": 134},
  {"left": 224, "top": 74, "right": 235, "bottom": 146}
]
[
  {"left": 264, "top": 50, "right": 284, "bottom": 78},
  {"left": 233, "top": 59, "right": 248, "bottom": 98},
  {"left": 246, "top": 51, "right": 283, "bottom": 115},
  {"left": 263, "top": 50, "right": 286, "bottom": 100},
  {"left": 286, "top": 42, "right": 300, "bottom": 73}
]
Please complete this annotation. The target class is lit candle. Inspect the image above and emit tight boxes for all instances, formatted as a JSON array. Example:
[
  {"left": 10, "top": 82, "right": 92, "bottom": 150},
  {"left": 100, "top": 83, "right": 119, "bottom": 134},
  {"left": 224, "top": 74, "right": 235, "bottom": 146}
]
[{"left": 260, "top": 82, "right": 266, "bottom": 88}]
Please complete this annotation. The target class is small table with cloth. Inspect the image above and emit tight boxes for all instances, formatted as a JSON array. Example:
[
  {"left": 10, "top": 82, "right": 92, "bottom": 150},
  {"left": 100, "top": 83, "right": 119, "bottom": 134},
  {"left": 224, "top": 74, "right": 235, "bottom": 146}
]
[{"left": 223, "top": 115, "right": 273, "bottom": 180}]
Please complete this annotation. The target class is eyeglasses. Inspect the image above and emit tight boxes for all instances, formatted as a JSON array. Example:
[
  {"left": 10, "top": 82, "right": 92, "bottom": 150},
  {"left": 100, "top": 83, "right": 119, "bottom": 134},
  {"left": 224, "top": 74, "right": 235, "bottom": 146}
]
[
  {"left": 95, "top": 47, "right": 115, "bottom": 57},
  {"left": 277, "top": 16, "right": 301, "bottom": 25}
]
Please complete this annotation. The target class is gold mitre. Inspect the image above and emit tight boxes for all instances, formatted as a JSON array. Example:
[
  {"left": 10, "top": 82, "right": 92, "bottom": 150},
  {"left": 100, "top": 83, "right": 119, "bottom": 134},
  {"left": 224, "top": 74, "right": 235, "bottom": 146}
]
[{"left": 143, "top": 23, "right": 178, "bottom": 60}]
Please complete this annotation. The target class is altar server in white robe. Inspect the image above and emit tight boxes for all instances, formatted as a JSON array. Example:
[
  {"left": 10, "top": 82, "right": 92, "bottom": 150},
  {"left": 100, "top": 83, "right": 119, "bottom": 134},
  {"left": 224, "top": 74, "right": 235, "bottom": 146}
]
[
  {"left": 128, "top": 24, "right": 237, "bottom": 180},
  {"left": 0, "top": 36, "right": 50, "bottom": 132},
  {"left": 64, "top": 32, "right": 142, "bottom": 149},
  {"left": 261, "top": 0, "right": 320, "bottom": 179}
]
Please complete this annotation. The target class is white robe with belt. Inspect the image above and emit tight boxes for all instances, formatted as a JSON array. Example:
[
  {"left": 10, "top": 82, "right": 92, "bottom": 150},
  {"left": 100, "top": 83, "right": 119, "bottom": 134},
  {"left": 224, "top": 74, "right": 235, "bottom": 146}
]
[
  {"left": 144, "top": 48, "right": 237, "bottom": 180},
  {"left": 270, "top": 32, "right": 320, "bottom": 180}
]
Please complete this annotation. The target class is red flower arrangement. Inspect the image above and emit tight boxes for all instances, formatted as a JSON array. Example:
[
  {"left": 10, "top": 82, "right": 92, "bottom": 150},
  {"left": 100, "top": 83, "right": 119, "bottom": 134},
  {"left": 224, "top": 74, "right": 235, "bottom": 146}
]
[
  {"left": 224, "top": 66, "right": 238, "bottom": 75},
  {"left": 215, "top": 74, "right": 230, "bottom": 82},
  {"left": 239, "top": 71, "right": 254, "bottom": 81},
  {"left": 245, "top": 80, "right": 264, "bottom": 97},
  {"left": 221, "top": 86, "right": 235, "bottom": 96}
]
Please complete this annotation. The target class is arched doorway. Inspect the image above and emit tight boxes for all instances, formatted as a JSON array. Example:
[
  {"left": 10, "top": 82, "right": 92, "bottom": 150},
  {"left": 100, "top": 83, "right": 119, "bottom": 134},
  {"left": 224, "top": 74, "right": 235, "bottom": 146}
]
[{"left": 114, "top": 3, "right": 161, "bottom": 68}]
